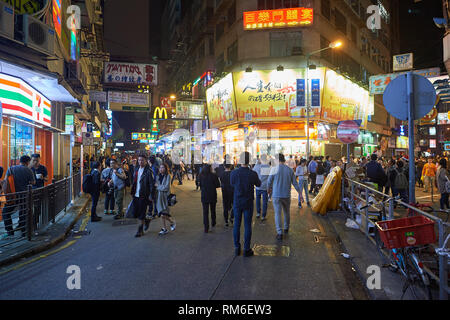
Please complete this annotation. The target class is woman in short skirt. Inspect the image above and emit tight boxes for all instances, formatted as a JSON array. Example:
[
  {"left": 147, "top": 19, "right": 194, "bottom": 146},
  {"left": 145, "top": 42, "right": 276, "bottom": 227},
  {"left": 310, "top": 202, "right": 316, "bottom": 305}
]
[{"left": 156, "top": 163, "right": 176, "bottom": 235}]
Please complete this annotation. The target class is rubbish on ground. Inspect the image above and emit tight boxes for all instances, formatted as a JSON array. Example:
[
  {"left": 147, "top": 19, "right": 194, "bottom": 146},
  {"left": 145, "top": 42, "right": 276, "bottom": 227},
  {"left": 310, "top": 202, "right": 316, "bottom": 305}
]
[
  {"left": 345, "top": 218, "right": 359, "bottom": 229},
  {"left": 96, "top": 265, "right": 103, "bottom": 270},
  {"left": 341, "top": 253, "right": 350, "bottom": 259},
  {"left": 309, "top": 229, "right": 321, "bottom": 233}
]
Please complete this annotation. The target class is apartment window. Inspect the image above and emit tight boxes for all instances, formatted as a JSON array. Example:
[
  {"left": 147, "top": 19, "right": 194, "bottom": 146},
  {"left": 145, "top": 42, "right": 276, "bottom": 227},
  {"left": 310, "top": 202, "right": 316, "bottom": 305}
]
[
  {"left": 334, "top": 9, "right": 347, "bottom": 35},
  {"left": 209, "top": 37, "right": 214, "bottom": 55},
  {"left": 270, "top": 31, "right": 302, "bottom": 57},
  {"left": 227, "top": 40, "right": 238, "bottom": 65},
  {"left": 216, "top": 53, "right": 225, "bottom": 74},
  {"left": 199, "top": 42, "right": 205, "bottom": 59},
  {"left": 275, "top": 0, "right": 282, "bottom": 9},
  {"left": 227, "top": 1, "right": 236, "bottom": 27},
  {"left": 216, "top": 22, "right": 224, "bottom": 43},
  {"left": 351, "top": 25, "right": 357, "bottom": 44},
  {"left": 321, "top": 0, "right": 330, "bottom": 20},
  {"left": 320, "top": 36, "right": 331, "bottom": 62},
  {"left": 258, "top": 0, "right": 265, "bottom": 10}
]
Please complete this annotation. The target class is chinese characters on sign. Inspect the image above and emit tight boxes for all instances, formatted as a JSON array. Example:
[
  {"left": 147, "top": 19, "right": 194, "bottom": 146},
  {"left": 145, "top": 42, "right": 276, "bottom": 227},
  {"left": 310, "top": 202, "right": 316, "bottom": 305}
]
[
  {"left": 104, "top": 62, "right": 158, "bottom": 85},
  {"left": 243, "top": 7, "right": 313, "bottom": 30}
]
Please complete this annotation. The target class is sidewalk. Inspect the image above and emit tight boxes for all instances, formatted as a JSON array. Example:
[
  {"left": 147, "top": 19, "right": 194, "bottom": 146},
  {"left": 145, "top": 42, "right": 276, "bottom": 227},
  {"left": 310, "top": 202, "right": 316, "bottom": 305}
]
[{"left": 0, "top": 194, "right": 90, "bottom": 267}]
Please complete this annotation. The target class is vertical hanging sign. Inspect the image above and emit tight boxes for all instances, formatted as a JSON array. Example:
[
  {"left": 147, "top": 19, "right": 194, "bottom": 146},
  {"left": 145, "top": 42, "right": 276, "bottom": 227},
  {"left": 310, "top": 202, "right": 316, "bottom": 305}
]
[
  {"left": 296, "top": 79, "right": 305, "bottom": 107},
  {"left": 311, "top": 79, "right": 320, "bottom": 107}
]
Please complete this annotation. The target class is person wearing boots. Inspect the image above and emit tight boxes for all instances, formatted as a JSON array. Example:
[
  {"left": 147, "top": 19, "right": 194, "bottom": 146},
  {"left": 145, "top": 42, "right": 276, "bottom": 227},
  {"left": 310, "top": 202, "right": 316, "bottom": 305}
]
[{"left": 130, "top": 154, "right": 155, "bottom": 237}]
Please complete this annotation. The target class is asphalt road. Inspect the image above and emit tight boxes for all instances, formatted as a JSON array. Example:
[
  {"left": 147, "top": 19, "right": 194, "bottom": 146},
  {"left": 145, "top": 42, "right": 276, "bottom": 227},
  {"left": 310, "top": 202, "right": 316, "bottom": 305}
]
[{"left": 0, "top": 180, "right": 369, "bottom": 300}]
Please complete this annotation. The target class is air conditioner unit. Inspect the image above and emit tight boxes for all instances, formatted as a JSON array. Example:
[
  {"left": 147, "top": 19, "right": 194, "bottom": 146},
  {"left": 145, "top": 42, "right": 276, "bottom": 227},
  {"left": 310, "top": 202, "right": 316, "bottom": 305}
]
[
  {"left": 0, "top": 2, "right": 14, "bottom": 40},
  {"left": 65, "top": 60, "right": 81, "bottom": 81},
  {"left": 21, "top": 14, "right": 55, "bottom": 56}
]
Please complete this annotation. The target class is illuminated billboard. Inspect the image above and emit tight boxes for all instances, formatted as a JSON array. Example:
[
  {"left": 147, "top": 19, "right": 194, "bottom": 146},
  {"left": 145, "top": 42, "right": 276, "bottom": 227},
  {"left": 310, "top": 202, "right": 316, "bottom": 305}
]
[
  {"left": 206, "top": 73, "right": 237, "bottom": 128},
  {"left": 243, "top": 7, "right": 313, "bottom": 30},
  {"left": 320, "top": 69, "right": 374, "bottom": 128},
  {"left": 232, "top": 68, "right": 324, "bottom": 121}
]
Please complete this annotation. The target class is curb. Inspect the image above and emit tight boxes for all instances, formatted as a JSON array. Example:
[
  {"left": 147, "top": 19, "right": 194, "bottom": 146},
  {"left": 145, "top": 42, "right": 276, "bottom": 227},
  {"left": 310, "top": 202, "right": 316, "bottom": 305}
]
[
  {"left": 0, "top": 196, "right": 90, "bottom": 268},
  {"left": 326, "top": 213, "right": 389, "bottom": 300}
]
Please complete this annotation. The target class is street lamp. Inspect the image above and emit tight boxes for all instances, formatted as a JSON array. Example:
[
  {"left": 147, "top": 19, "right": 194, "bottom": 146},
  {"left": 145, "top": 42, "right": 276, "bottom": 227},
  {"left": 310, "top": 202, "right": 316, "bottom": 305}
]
[{"left": 305, "top": 40, "right": 342, "bottom": 159}]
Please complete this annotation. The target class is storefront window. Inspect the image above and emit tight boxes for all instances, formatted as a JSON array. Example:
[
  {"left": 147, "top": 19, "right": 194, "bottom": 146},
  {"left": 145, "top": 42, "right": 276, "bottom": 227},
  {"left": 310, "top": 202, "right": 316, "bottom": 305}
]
[{"left": 9, "top": 119, "right": 35, "bottom": 166}]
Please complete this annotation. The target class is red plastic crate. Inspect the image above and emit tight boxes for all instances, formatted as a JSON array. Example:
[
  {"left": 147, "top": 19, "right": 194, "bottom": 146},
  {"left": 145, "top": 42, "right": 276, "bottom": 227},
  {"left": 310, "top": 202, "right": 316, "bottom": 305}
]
[{"left": 375, "top": 215, "right": 436, "bottom": 249}]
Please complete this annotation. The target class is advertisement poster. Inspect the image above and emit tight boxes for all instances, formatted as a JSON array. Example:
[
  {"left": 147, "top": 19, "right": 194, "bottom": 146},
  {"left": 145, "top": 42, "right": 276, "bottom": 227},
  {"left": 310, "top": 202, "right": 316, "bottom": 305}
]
[
  {"left": 321, "top": 69, "right": 373, "bottom": 128},
  {"left": 206, "top": 73, "right": 237, "bottom": 128},
  {"left": 176, "top": 101, "right": 205, "bottom": 119},
  {"left": 232, "top": 68, "right": 324, "bottom": 121}
]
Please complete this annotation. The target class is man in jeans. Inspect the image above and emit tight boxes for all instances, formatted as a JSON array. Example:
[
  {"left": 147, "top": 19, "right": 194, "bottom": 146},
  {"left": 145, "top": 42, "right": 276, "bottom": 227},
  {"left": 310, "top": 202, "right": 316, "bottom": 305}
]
[
  {"left": 110, "top": 159, "right": 127, "bottom": 220},
  {"left": 295, "top": 158, "right": 310, "bottom": 208},
  {"left": 230, "top": 152, "right": 261, "bottom": 257},
  {"left": 308, "top": 156, "right": 318, "bottom": 194},
  {"left": 1, "top": 156, "right": 35, "bottom": 239},
  {"left": 252, "top": 154, "right": 270, "bottom": 221},
  {"left": 268, "top": 153, "right": 301, "bottom": 241}
]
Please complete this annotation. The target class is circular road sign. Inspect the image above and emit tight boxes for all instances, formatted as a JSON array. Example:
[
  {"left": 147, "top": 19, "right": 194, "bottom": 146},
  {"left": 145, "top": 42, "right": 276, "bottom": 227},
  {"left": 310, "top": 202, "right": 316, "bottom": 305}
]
[
  {"left": 383, "top": 73, "right": 436, "bottom": 121},
  {"left": 337, "top": 120, "right": 360, "bottom": 144}
]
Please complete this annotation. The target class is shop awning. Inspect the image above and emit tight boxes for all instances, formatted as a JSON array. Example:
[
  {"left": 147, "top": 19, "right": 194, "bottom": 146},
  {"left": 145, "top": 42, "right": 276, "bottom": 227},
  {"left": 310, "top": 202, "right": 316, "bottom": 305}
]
[{"left": 0, "top": 60, "right": 78, "bottom": 103}]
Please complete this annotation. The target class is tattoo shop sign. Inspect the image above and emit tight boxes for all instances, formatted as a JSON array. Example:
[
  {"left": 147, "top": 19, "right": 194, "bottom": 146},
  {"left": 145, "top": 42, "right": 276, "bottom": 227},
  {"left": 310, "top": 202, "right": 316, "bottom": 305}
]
[{"left": 104, "top": 62, "right": 158, "bottom": 86}]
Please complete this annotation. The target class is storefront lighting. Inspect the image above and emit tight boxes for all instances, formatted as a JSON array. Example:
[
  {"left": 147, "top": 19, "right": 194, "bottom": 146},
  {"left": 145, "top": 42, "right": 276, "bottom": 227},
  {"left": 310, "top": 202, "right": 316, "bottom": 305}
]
[
  {"left": 9, "top": 116, "right": 43, "bottom": 129},
  {"left": 170, "top": 94, "right": 176, "bottom": 100}
]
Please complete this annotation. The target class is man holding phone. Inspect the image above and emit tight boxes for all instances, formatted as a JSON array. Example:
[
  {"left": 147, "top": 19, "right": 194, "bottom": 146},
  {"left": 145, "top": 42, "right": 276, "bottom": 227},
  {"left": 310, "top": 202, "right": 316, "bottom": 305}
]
[{"left": 30, "top": 154, "right": 48, "bottom": 189}]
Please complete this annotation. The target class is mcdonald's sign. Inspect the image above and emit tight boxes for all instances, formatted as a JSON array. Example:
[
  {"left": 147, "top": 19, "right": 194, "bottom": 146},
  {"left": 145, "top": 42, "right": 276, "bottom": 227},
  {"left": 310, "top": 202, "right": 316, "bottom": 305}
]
[{"left": 153, "top": 106, "right": 168, "bottom": 119}]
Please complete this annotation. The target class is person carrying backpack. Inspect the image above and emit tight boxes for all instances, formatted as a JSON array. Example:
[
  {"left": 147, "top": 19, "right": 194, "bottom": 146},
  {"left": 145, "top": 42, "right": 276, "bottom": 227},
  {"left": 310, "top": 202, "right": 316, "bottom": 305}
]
[
  {"left": 392, "top": 160, "right": 409, "bottom": 204},
  {"left": 85, "top": 161, "right": 102, "bottom": 222}
]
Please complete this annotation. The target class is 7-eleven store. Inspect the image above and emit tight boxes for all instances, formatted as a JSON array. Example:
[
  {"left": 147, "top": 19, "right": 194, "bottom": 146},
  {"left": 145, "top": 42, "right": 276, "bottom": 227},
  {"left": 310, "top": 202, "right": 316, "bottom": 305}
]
[{"left": 0, "top": 72, "right": 53, "bottom": 181}]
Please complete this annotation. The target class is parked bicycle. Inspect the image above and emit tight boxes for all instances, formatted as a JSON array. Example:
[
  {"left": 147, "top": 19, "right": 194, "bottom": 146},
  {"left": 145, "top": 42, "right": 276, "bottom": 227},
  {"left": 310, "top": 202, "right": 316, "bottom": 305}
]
[{"left": 360, "top": 196, "right": 434, "bottom": 299}]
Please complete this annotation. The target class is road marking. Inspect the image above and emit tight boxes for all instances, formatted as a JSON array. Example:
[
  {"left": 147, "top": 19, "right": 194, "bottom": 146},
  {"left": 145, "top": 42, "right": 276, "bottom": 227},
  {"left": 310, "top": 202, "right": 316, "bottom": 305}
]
[
  {"left": 0, "top": 240, "right": 77, "bottom": 276},
  {"left": 0, "top": 206, "right": 91, "bottom": 276}
]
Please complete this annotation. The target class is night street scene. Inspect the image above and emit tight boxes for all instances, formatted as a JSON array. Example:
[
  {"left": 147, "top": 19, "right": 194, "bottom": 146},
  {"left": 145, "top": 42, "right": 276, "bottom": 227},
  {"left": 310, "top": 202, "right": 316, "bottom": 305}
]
[{"left": 0, "top": 0, "right": 449, "bottom": 309}]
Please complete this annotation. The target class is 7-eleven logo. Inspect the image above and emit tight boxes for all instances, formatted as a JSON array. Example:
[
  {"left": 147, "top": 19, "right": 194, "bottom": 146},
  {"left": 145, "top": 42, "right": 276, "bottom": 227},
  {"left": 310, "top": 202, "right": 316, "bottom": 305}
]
[{"left": 35, "top": 95, "right": 42, "bottom": 121}]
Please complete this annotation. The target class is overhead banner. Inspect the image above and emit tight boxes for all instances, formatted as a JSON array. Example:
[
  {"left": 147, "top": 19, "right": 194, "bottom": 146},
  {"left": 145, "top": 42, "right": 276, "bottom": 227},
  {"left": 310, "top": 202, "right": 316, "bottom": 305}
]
[
  {"left": 175, "top": 101, "right": 205, "bottom": 119},
  {"left": 369, "top": 67, "right": 440, "bottom": 95},
  {"left": 232, "top": 68, "right": 325, "bottom": 121},
  {"left": 0, "top": 72, "right": 51, "bottom": 127},
  {"left": 104, "top": 62, "right": 158, "bottom": 86},
  {"left": 206, "top": 73, "right": 237, "bottom": 128},
  {"left": 108, "top": 91, "right": 150, "bottom": 112},
  {"left": 321, "top": 68, "right": 373, "bottom": 128}
]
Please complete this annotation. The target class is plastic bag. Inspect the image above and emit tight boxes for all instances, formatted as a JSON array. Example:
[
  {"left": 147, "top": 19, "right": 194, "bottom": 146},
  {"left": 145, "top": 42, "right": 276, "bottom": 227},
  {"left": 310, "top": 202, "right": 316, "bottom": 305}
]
[{"left": 345, "top": 218, "right": 359, "bottom": 229}]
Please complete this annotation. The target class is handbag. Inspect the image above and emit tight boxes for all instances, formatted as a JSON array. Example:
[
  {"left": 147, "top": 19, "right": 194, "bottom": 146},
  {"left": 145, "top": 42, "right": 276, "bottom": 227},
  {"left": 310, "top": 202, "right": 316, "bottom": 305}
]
[
  {"left": 102, "top": 169, "right": 113, "bottom": 194},
  {"left": 167, "top": 174, "right": 177, "bottom": 206}
]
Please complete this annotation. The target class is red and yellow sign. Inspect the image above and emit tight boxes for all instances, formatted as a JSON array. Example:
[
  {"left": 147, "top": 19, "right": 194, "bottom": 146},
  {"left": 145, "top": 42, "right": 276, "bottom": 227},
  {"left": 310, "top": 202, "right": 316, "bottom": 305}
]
[{"left": 243, "top": 7, "right": 313, "bottom": 30}]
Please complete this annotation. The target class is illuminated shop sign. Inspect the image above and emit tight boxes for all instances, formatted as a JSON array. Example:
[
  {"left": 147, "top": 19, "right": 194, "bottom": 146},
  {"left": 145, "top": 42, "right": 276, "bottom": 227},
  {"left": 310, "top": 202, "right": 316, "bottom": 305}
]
[
  {"left": 52, "top": 0, "right": 62, "bottom": 38},
  {"left": 0, "top": 72, "right": 51, "bottom": 126},
  {"left": 243, "top": 7, "right": 313, "bottom": 30}
]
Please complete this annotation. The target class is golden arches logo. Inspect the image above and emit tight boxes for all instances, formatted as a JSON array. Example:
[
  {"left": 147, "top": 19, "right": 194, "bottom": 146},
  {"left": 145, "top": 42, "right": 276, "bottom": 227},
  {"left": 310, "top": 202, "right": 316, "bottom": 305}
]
[{"left": 153, "top": 106, "right": 167, "bottom": 119}]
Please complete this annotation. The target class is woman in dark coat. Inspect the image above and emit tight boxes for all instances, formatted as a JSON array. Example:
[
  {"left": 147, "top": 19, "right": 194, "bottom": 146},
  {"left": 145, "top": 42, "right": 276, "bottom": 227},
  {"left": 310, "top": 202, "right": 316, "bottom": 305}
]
[{"left": 199, "top": 164, "right": 221, "bottom": 233}]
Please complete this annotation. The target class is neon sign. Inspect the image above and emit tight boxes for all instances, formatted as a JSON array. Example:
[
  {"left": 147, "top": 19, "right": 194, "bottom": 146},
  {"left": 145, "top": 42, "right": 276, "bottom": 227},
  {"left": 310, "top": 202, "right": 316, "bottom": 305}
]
[{"left": 243, "top": 7, "right": 313, "bottom": 30}]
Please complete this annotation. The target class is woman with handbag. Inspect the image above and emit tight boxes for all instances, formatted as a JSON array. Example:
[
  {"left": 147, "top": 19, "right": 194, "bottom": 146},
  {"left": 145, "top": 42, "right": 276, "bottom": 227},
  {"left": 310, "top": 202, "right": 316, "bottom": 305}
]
[
  {"left": 436, "top": 158, "right": 450, "bottom": 210},
  {"left": 156, "top": 163, "right": 176, "bottom": 236}
]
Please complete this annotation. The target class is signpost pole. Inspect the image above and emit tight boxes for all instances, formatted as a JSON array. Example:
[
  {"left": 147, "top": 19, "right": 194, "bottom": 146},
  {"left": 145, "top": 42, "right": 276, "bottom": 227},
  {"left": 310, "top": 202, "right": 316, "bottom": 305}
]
[{"left": 407, "top": 72, "right": 416, "bottom": 204}]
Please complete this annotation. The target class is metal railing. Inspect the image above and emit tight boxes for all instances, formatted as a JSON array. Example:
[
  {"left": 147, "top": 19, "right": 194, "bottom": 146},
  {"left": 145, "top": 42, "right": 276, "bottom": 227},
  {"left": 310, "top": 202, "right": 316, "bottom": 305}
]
[
  {"left": 0, "top": 173, "right": 82, "bottom": 247},
  {"left": 342, "top": 177, "right": 449, "bottom": 300}
]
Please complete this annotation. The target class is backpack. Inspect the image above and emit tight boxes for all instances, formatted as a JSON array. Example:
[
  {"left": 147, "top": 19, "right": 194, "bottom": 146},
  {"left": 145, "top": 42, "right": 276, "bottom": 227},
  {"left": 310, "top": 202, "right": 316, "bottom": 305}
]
[
  {"left": 82, "top": 173, "right": 93, "bottom": 194},
  {"left": 444, "top": 176, "right": 450, "bottom": 194},
  {"left": 394, "top": 169, "right": 408, "bottom": 190},
  {"left": 317, "top": 163, "right": 325, "bottom": 175}
]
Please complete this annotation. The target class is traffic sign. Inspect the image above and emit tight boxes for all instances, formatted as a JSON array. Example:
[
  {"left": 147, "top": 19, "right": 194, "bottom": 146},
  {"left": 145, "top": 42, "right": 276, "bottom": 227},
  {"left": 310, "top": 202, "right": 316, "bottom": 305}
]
[
  {"left": 337, "top": 120, "right": 360, "bottom": 144},
  {"left": 383, "top": 73, "right": 436, "bottom": 121}
]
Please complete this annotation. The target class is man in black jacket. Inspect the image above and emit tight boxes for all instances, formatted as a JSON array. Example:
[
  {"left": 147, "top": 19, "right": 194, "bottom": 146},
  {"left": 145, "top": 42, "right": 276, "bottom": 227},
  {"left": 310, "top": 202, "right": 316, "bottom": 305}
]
[
  {"left": 90, "top": 162, "right": 102, "bottom": 222},
  {"left": 130, "top": 154, "right": 155, "bottom": 237},
  {"left": 366, "top": 154, "right": 387, "bottom": 192}
]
